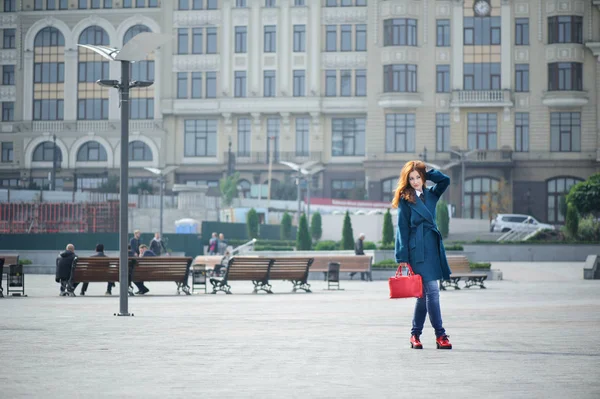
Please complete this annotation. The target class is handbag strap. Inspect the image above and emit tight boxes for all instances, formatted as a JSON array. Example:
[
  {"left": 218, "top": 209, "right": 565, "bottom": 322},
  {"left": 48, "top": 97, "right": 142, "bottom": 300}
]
[{"left": 395, "top": 264, "right": 415, "bottom": 277}]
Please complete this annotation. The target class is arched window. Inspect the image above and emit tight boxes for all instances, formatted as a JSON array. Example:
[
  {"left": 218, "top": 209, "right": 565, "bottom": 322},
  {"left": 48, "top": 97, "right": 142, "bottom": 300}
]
[
  {"left": 32, "top": 142, "right": 63, "bottom": 162},
  {"left": 123, "top": 25, "right": 154, "bottom": 120},
  {"left": 381, "top": 178, "right": 396, "bottom": 203},
  {"left": 128, "top": 140, "right": 153, "bottom": 161},
  {"left": 77, "top": 141, "right": 108, "bottom": 162},
  {"left": 238, "top": 179, "right": 251, "bottom": 198},
  {"left": 464, "top": 177, "right": 499, "bottom": 219},
  {"left": 33, "top": 27, "right": 65, "bottom": 120},
  {"left": 78, "top": 26, "right": 110, "bottom": 120},
  {"left": 547, "top": 177, "right": 583, "bottom": 223}
]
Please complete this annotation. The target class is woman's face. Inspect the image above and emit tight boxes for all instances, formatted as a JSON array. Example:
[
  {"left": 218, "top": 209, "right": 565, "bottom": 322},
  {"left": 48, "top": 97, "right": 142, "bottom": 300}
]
[{"left": 408, "top": 170, "right": 423, "bottom": 191}]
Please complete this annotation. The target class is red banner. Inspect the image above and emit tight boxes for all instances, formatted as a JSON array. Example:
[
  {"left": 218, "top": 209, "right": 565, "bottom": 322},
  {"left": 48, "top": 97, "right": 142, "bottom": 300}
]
[{"left": 306, "top": 197, "right": 391, "bottom": 209}]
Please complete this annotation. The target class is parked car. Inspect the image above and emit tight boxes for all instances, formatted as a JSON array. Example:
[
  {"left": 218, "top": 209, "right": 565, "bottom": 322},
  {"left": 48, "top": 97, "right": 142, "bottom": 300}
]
[{"left": 490, "top": 214, "right": 555, "bottom": 233}]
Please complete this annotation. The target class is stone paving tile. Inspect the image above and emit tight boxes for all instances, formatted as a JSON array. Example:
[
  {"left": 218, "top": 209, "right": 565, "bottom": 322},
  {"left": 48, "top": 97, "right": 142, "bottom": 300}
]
[{"left": 0, "top": 262, "right": 599, "bottom": 398}]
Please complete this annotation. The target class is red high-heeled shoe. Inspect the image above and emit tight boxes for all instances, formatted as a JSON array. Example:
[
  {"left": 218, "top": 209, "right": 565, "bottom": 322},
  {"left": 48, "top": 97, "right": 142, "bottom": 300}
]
[
  {"left": 436, "top": 335, "right": 452, "bottom": 349},
  {"left": 410, "top": 335, "right": 423, "bottom": 349}
]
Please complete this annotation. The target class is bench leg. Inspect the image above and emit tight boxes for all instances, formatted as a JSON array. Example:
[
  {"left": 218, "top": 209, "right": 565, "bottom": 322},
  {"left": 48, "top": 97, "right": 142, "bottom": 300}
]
[
  {"left": 209, "top": 278, "right": 231, "bottom": 294},
  {"left": 291, "top": 280, "right": 311, "bottom": 293},
  {"left": 252, "top": 280, "right": 273, "bottom": 294}
]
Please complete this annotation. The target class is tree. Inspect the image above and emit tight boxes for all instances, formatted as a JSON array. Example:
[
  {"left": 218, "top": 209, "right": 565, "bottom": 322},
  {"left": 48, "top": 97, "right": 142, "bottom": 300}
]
[
  {"left": 280, "top": 211, "right": 292, "bottom": 240},
  {"left": 296, "top": 213, "right": 311, "bottom": 250},
  {"left": 382, "top": 209, "right": 394, "bottom": 245},
  {"left": 436, "top": 200, "right": 450, "bottom": 239},
  {"left": 98, "top": 175, "right": 119, "bottom": 193},
  {"left": 565, "top": 203, "right": 579, "bottom": 239},
  {"left": 341, "top": 211, "right": 355, "bottom": 250},
  {"left": 310, "top": 212, "right": 322, "bottom": 242},
  {"left": 567, "top": 173, "right": 600, "bottom": 217},
  {"left": 246, "top": 208, "right": 259, "bottom": 239},
  {"left": 130, "top": 180, "right": 155, "bottom": 195},
  {"left": 219, "top": 172, "right": 240, "bottom": 208},
  {"left": 481, "top": 177, "right": 511, "bottom": 221}
]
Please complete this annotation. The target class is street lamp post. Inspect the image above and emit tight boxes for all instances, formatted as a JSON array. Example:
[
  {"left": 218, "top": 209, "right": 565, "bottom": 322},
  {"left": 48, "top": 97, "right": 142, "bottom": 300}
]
[
  {"left": 144, "top": 166, "right": 178, "bottom": 239},
  {"left": 449, "top": 149, "right": 477, "bottom": 218},
  {"left": 51, "top": 134, "right": 57, "bottom": 191},
  {"left": 280, "top": 161, "right": 325, "bottom": 223},
  {"left": 79, "top": 32, "right": 171, "bottom": 317}
]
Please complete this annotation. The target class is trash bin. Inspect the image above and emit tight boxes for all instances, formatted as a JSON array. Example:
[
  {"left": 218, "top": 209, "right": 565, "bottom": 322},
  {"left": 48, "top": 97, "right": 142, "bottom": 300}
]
[
  {"left": 8, "top": 263, "right": 26, "bottom": 297},
  {"left": 326, "top": 262, "right": 341, "bottom": 290},
  {"left": 192, "top": 267, "right": 207, "bottom": 294}
]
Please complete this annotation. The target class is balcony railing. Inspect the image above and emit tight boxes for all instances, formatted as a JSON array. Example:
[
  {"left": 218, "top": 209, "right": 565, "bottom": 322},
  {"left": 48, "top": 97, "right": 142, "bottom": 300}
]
[
  {"left": 226, "top": 151, "right": 323, "bottom": 165},
  {"left": 451, "top": 90, "right": 512, "bottom": 107},
  {"left": 32, "top": 121, "right": 65, "bottom": 132}
]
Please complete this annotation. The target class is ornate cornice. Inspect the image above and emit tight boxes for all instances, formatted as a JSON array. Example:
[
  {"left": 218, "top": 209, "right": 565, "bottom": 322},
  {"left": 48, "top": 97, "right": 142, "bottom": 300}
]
[
  {"left": 0, "top": 50, "right": 17, "bottom": 65},
  {"left": 321, "top": 53, "right": 368, "bottom": 69},
  {"left": 321, "top": 7, "right": 368, "bottom": 24},
  {"left": 173, "top": 11, "right": 221, "bottom": 27},
  {"left": 0, "top": 86, "right": 16, "bottom": 102},
  {"left": 0, "top": 14, "right": 17, "bottom": 26},
  {"left": 173, "top": 55, "right": 221, "bottom": 72}
]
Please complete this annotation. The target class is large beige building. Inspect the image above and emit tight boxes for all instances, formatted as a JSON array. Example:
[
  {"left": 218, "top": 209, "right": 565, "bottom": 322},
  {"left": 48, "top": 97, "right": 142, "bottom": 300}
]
[{"left": 1, "top": 0, "right": 599, "bottom": 223}]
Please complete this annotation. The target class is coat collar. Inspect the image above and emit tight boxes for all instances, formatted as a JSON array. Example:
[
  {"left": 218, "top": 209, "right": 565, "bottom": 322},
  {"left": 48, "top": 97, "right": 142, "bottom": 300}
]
[{"left": 409, "top": 190, "right": 434, "bottom": 224}]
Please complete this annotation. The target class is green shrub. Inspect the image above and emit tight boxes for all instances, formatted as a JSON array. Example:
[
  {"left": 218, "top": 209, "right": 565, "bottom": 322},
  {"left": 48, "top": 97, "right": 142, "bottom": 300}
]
[
  {"left": 565, "top": 203, "right": 579, "bottom": 239},
  {"left": 246, "top": 208, "right": 259, "bottom": 239},
  {"left": 296, "top": 213, "right": 312, "bottom": 250},
  {"left": 445, "top": 244, "right": 464, "bottom": 251},
  {"left": 382, "top": 209, "right": 394, "bottom": 245},
  {"left": 314, "top": 240, "right": 338, "bottom": 251},
  {"left": 469, "top": 262, "right": 491, "bottom": 270},
  {"left": 436, "top": 200, "right": 450, "bottom": 239},
  {"left": 253, "top": 245, "right": 294, "bottom": 251},
  {"left": 378, "top": 242, "right": 395, "bottom": 250},
  {"left": 341, "top": 211, "right": 354, "bottom": 250},
  {"left": 372, "top": 259, "right": 398, "bottom": 269},
  {"left": 280, "top": 211, "right": 292, "bottom": 240},
  {"left": 310, "top": 212, "right": 322, "bottom": 242},
  {"left": 577, "top": 215, "right": 600, "bottom": 242},
  {"left": 363, "top": 241, "right": 377, "bottom": 250},
  {"left": 18, "top": 259, "right": 32, "bottom": 265}
]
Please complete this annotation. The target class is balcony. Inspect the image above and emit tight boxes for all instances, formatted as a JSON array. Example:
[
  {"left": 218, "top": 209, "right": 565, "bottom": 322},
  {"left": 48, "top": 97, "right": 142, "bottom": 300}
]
[
  {"left": 32, "top": 121, "right": 65, "bottom": 132},
  {"left": 542, "top": 91, "right": 588, "bottom": 108},
  {"left": 450, "top": 90, "right": 513, "bottom": 108},
  {"left": 451, "top": 148, "right": 514, "bottom": 166},
  {"left": 377, "top": 92, "right": 423, "bottom": 109},
  {"left": 227, "top": 151, "right": 323, "bottom": 166}
]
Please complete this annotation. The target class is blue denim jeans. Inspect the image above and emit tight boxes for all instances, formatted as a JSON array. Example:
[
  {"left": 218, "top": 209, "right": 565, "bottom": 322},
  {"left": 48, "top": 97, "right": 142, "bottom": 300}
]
[{"left": 411, "top": 280, "right": 446, "bottom": 338}]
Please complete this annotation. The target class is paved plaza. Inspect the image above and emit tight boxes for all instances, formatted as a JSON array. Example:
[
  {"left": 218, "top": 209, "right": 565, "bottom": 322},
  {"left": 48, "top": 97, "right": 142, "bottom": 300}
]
[{"left": 0, "top": 262, "right": 599, "bottom": 398}]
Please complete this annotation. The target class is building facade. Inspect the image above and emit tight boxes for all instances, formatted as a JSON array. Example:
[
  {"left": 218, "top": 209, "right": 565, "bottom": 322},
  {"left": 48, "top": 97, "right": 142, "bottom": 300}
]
[{"left": 0, "top": 0, "right": 599, "bottom": 223}]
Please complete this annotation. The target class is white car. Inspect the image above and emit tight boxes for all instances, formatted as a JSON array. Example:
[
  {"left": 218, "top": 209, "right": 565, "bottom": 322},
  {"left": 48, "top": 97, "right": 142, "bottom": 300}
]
[{"left": 490, "top": 214, "right": 555, "bottom": 233}]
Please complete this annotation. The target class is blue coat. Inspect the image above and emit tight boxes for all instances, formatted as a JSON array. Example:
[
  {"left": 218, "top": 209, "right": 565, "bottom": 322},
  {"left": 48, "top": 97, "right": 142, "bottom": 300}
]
[{"left": 395, "top": 170, "right": 452, "bottom": 282}]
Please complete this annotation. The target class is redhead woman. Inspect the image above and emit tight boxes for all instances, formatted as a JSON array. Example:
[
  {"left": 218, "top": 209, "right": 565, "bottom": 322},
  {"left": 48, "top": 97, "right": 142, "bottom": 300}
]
[{"left": 391, "top": 160, "right": 453, "bottom": 350}]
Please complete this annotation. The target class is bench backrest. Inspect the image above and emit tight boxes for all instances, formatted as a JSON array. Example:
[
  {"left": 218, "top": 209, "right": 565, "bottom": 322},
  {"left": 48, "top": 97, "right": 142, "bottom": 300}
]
[
  {"left": 71, "top": 257, "right": 120, "bottom": 283},
  {"left": 269, "top": 257, "right": 313, "bottom": 281},
  {"left": 447, "top": 255, "right": 470, "bottom": 274},
  {"left": 310, "top": 255, "right": 372, "bottom": 272},
  {"left": 224, "top": 257, "right": 273, "bottom": 282},
  {"left": 0, "top": 254, "right": 20, "bottom": 268},
  {"left": 192, "top": 255, "right": 225, "bottom": 270},
  {"left": 131, "top": 257, "right": 192, "bottom": 282}
]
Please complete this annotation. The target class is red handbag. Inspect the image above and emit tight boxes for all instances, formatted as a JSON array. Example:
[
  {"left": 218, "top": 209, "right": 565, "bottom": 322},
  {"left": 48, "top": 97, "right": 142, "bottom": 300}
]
[{"left": 389, "top": 264, "right": 423, "bottom": 299}]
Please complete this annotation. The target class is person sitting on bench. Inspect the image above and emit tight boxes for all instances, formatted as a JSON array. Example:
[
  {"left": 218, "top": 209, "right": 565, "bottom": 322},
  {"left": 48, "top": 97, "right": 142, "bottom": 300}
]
[
  {"left": 133, "top": 245, "right": 153, "bottom": 295},
  {"left": 56, "top": 244, "right": 76, "bottom": 296}
]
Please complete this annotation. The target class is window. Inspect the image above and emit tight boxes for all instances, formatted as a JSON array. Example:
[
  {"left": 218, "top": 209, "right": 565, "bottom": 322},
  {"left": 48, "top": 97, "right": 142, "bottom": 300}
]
[
  {"left": 547, "top": 177, "right": 582, "bottom": 223},
  {"left": 191, "top": 72, "right": 202, "bottom": 98},
  {"left": 77, "top": 99, "right": 108, "bottom": 120},
  {"left": 32, "top": 142, "right": 62, "bottom": 162},
  {"left": 437, "top": 19, "right": 450, "bottom": 46},
  {"left": 294, "top": 0, "right": 304, "bottom": 5},
  {"left": 355, "top": 24, "right": 366, "bottom": 51},
  {"left": 293, "top": 70, "right": 305, "bottom": 97},
  {"left": 515, "top": 64, "right": 529, "bottom": 92},
  {"left": 356, "top": 0, "right": 366, "bottom": 5},
  {"left": 130, "top": 99, "right": 154, "bottom": 119},
  {"left": 463, "top": 63, "right": 501, "bottom": 90},
  {"left": 266, "top": 117, "right": 280, "bottom": 162},
  {"left": 332, "top": 118, "right": 365, "bottom": 156},
  {"left": 4, "top": 0, "right": 15, "bottom": 11},
  {"left": 264, "top": 70, "right": 276, "bottom": 97},
  {"left": 550, "top": 112, "right": 580, "bottom": 152},
  {"left": 464, "top": 17, "right": 501, "bottom": 45},
  {"left": 3, "top": 29, "right": 16, "bottom": 49},
  {"left": 0, "top": 178, "right": 18, "bottom": 188},
  {"left": 293, "top": 25, "right": 305, "bottom": 52},
  {"left": 206, "top": 71, "right": 216, "bottom": 98},
  {"left": 78, "top": 26, "right": 110, "bottom": 120},
  {"left": 234, "top": 71, "right": 246, "bottom": 98},
  {"left": 206, "top": 27, "right": 217, "bottom": 54},
  {"left": 1, "top": 142, "right": 12, "bottom": 163},
  {"left": 2, "top": 65, "right": 14, "bottom": 85},
  {"left": 77, "top": 141, "right": 107, "bottom": 162},
  {"left": 177, "top": 72, "right": 188, "bottom": 98},
  {"left": 467, "top": 113, "right": 497, "bottom": 150},
  {"left": 178, "top": 28, "right": 188, "bottom": 54},
  {"left": 381, "top": 178, "right": 395, "bottom": 203},
  {"left": 384, "top": 19, "right": 418, "bottom": 46},
  {"left": 33, "top": 27, "right": 65, "bottom": 121},
  {"left": 548, "top": 62, "right": 582, "bottom": 91},
  {"left": 78, "top": 0, "right": 86, "bottom": 8},
  {"left": 129, "top": 140, "right": 152, "bottom": 161},
  {"left": 326, "top": 25, "right": 337, "bottom": 51},
  {"left": 104, "top": 0, "right": 112, "bottom": 7},
  {"left": 548, "top": 16, "right": 582, "bottom": 44},
  {"left": 383, "top": 64, "right": 418, "bottom": 93},
  {"left": 264, "top": 25, "right": 276, "bottom": 53},
  {"left": 265, "top": 0, "right": 275, "bottom": 6},
  {"left": 296, "top": 117, "right": 309, "bottom": 156},
  {"left": 325, "top": 70, "right": 336, "bottom": 96},
  {"left": 331, "top": 180, "right": 365, "bottom": 200},
  {"left": 386, "top": 113, "right": 416, "bottom": 153},
  {"left": 326, "top": 0, "right": 336, "bottom": 5},
  {"left": 236, "top": 0, "right": 246, "bottom": 6},
  {"left": 237, "top": 118, "right": 251, "bottom": 157},
  {"left": 341, "top": 0, "right": 351, "bottom": 5},
  {"left": 464, "top": 177, "right": 499, "bottom": 219},
  {"left": 184, "top": 119, "right": 217, "bottom": 157},
  {"left": 436, "top": 65, "right": 450, "bottom": 93},
  {"left": 91, "top": 0, "right": 101, "bottom": 8},
  {"left": 355, "top": 69, "right": 366, "bottom": 96},
  {"left": 436, "top": 113, "right": 450, "bottom": 152},
  {"left": 340, "top": 70, "right": 351, "bottom": 97},
  {"left": 124, "top": 25, "right": 154, "bottom": 120},
  {"left": 60, "top": 0, "right": 67, "bottom": 8},
  {"left": 207, "top": 0, "right": 217, "bottom": 9},
  {"left": 515, "top": 18, "right": 529, "bottom": 45},
  {"left": 515, "top": 112, "right": 529, "bottom": 152},
  {"left": 192, "top": 28, "right": 203, "bottom": 54},
  {"left": 179, "top": 0, "right": 191, "bottom": 8},
  {"left": 340, "top": 24, "right": 352, "bottom": 51},
  {"left": 235, "top": 26, "right": 247, "bottom": 53},
  {"left": 35, "top": 0, "right": 43, "bottom": 10},
  {"left": 123, "top": 0, "right": 131, "bottom": 6},
  {"left": 2, "top": 101, "right": 15, "bottom": 122}
]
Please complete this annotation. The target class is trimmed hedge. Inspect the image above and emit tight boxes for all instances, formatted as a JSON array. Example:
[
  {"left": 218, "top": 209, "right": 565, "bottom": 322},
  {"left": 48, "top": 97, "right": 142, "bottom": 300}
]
[
  {"left": 445, "top": 244, "right": 464, "bottom": 251},
  {"left": 372, "top": 259, "right": 398, "bottom": 269},
  {"left": 254, "top": 245, "right": 295, "bottom": 251},
  {"left": 314, "top": 240, "right": 338, "bottom": 251},
  {"left": 469, "top": 262, "right": 491, "bottom": 270}
]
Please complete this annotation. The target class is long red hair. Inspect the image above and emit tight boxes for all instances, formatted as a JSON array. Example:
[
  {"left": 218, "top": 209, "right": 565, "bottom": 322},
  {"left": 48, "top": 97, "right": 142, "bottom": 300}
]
[{"left": 391, "top": 160, "right": 427, "bottom": 208}]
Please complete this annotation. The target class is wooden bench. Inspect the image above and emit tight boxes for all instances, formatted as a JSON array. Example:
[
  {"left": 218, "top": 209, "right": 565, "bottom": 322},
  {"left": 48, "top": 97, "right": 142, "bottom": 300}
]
[
  {"left": 0, "top": 254, "right": 21, "bottom": 297},
  {"left": 310, "top": 255, "right": 373, "bottom": 281},
  {"left": 67, "top": 257, "right": 131, "bottom": 297},
  {"left": 441, "top": 255, "right": 487, "bottom": 290},
  {"left": 131, "top": 257, "right": 193, "bottom": 295},
  {"left": 269, "top": 257, "right": 313, "bottom": 293},
  {"left": 210, "top": 257, "right": 273, "bottom": 294}
]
